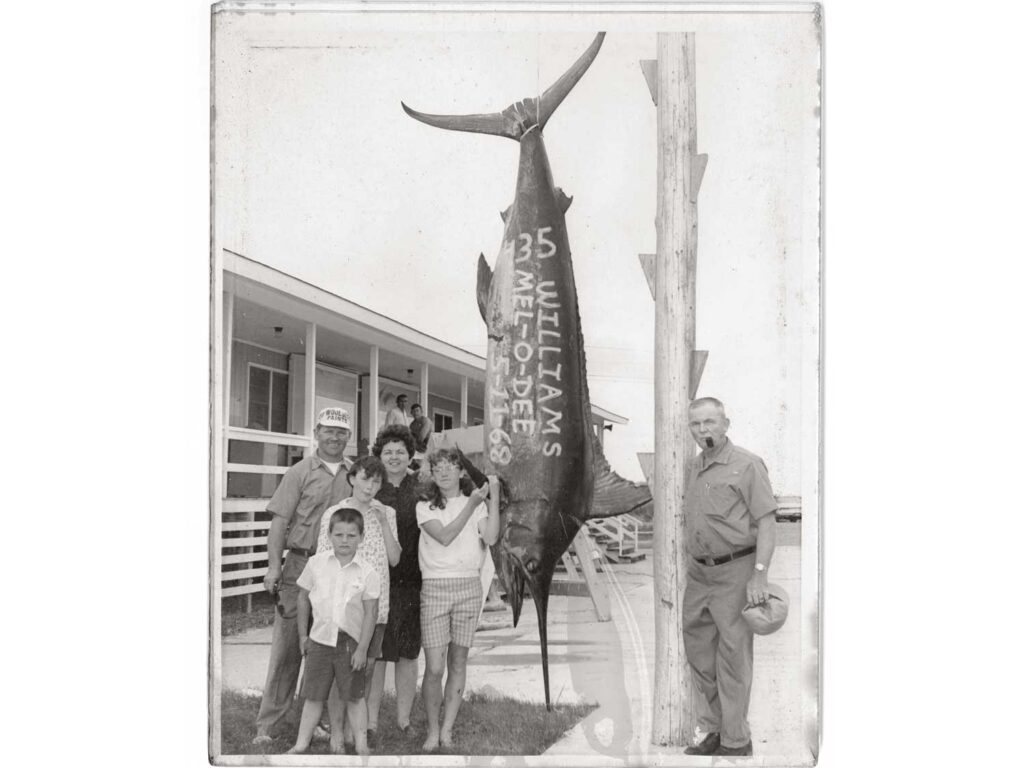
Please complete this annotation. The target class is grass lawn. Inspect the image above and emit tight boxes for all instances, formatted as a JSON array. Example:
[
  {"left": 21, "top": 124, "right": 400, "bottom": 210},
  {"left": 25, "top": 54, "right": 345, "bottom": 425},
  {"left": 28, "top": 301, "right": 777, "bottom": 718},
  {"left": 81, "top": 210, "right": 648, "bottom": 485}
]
[
  {"left": 221, "top": 592, "right": 276, "bottom": 637},
  {"left": 220, "top": 688, "right": 596, "bottom": 756}
]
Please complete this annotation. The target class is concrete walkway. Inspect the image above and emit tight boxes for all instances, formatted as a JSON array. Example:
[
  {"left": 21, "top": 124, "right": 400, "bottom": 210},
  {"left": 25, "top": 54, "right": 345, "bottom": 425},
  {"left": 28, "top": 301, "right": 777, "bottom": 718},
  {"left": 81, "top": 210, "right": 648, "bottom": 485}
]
[{"left": 220, "top": 541, "right": 813, "bottom": 764}]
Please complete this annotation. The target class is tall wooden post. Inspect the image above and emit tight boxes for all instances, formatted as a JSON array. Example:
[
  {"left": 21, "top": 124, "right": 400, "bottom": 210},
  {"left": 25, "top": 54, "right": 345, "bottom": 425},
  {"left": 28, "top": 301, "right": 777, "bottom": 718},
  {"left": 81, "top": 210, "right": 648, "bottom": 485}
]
[{"left": 649, "top": 31, "right": 702, "bottom": 746}]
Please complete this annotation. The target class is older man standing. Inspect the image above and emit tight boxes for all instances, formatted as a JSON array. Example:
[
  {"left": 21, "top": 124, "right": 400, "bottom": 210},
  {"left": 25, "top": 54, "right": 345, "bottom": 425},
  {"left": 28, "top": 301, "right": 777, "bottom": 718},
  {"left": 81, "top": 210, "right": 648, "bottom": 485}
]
[
  {"left": 252, "top": 407, "right": 354, "bottom": 744},
  {"left": 682, "top": 397, "right": 778, "bottom": 757}
]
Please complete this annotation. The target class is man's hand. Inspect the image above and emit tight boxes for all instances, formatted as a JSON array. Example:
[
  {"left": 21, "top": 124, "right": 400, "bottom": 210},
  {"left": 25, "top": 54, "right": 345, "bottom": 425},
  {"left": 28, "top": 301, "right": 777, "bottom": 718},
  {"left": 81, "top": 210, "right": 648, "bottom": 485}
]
[
  {"left": 746, "top": 569, "right": 769, "bottom": 606},
  {"left": 263, "top": 565, "right": 283, "bottom": 595},
  {"left": 351, "top": 647, "right": 368, "bottom": 670},
  {"left": 299, "top": 636, "right": 310, "bottom": 656}
]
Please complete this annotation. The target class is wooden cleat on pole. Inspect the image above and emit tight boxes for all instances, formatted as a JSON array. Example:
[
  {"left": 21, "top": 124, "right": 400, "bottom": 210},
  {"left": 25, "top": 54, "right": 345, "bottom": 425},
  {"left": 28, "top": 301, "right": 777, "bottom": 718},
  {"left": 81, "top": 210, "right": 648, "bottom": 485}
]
[
  {"left": 690, "top": 350, "right": 709, "bottom": 396},
  {"left": 693, "top": 153, "right": 709, "bottom": 195},
  {"left": 640, "top": 59, "right": 658, "bottom": 105},
  {"left": 638, "top": 252, "right": 656, "bottom": 299}
]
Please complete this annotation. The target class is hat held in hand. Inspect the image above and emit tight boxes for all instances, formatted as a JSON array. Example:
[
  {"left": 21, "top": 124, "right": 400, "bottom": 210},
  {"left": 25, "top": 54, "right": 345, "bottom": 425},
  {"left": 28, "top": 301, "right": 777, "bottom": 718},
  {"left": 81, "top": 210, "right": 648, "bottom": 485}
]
[{"left": 741, "top": 582, "right": 789, "bottom": 635}]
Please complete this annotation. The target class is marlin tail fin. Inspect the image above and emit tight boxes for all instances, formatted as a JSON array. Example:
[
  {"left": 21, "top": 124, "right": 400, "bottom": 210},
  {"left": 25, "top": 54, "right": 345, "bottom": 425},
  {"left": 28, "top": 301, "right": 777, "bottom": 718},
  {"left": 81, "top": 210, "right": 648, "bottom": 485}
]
[{"left": 402, "top": 33, "right": 605, "bottom": 140}]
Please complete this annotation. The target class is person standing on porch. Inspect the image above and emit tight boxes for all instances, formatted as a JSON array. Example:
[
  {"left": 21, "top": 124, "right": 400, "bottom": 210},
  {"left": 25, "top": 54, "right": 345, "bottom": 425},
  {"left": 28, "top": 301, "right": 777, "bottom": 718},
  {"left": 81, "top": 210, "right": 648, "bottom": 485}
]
[
  {"left": 252, "top": 407, "right": 354, "bottom": 745},
  {"left": 384, "top": 394, "right": 412, "bottom": 428},
  {"left": 408, "top": 403, "right": 433, "bottom": 470}
]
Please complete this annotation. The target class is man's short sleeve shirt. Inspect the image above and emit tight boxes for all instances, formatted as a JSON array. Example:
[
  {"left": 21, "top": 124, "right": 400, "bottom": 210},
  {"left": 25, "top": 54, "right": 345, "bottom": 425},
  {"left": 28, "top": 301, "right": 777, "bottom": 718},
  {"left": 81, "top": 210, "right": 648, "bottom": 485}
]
[
  {"left": 683, "top": 439, "right": 777, "bottom": 558},
  {"left": 267, "top": 454, "right": 353, "bottom": 552}
]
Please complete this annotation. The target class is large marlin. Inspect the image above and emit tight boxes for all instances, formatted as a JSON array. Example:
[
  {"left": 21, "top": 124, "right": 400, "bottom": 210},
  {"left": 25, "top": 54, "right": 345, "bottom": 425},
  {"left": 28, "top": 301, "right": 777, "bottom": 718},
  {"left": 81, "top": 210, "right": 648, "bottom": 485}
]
[{"left": 403, "top": 33, "right": 651, "bottom": 709}]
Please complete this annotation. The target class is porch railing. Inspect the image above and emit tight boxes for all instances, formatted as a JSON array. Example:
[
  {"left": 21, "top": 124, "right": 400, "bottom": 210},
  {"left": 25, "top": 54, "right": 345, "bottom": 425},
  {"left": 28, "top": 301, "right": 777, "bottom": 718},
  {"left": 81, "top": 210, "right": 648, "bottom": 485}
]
[{"left": 218, "top": 428, "right": 311, "bottom": 600}]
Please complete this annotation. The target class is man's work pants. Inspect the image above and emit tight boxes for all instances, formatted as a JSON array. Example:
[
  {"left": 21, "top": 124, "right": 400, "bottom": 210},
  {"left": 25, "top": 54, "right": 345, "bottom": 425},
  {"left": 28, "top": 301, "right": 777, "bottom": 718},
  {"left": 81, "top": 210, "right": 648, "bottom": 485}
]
[
  {"left": 254, "top": 552, "right": 309, "bottom": 736},
  {"left": 682, "top": 553, "right": 755, "bottom": 748}
]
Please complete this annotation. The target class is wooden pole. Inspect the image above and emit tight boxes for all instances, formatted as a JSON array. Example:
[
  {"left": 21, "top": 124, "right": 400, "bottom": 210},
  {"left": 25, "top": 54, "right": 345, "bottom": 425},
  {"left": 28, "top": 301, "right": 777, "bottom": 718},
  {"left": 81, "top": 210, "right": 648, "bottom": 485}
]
[
  {"left": 651, "top": 31, "right": 700, "bottom": 746},
  {"left": 572, "top": 528, "right": 611, "bottom": 621}
]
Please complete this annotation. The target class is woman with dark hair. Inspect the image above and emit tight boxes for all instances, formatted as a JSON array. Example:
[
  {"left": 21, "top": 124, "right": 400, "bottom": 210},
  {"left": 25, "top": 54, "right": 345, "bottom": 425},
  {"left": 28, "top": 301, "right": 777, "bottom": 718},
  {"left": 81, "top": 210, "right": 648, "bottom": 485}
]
[
  {"left": 415, "top": 448, "right": 499, "bottom": 751},
  {"left": 368, "top": 425, "right": 422, "bottom": 734}
]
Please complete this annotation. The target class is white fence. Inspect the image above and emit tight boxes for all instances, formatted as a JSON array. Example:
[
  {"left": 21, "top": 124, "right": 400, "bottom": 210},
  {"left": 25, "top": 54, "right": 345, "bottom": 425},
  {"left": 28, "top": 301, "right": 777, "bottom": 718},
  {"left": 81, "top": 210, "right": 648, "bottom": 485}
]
[{"left": 218, "top": 428, "right": 310, "bottom": 600}]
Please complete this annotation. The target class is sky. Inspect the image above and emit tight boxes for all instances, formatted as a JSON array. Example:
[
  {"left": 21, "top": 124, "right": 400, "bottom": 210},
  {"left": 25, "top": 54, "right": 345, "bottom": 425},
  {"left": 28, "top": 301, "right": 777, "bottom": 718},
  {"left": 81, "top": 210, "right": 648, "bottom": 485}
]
[{"left": 213, "top": 6, "right": 820, "bottom": 491}]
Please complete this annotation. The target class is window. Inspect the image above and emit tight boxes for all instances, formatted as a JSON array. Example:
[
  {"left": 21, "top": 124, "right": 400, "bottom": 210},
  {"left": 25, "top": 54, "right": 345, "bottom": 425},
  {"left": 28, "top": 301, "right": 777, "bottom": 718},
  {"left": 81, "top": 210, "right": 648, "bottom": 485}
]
[
  {"left": 433, "top": 409, "right": 454, "bottom": 433},
  {"left": 247, "top": 364, "right": 289, "bottom": 433}
]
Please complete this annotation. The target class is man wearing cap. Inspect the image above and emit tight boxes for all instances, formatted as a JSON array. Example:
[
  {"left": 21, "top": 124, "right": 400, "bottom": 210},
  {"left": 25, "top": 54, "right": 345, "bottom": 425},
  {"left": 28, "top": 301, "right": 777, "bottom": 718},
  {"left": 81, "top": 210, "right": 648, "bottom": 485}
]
[
  {"left": 252, "top": 407, "right": 355, "bottom": 744},
  {"left": 384, "top": 394, "right": 411, "bottom": 428},
  {"left": 682, "top": 397, "right": 778, "bottom": 757}
]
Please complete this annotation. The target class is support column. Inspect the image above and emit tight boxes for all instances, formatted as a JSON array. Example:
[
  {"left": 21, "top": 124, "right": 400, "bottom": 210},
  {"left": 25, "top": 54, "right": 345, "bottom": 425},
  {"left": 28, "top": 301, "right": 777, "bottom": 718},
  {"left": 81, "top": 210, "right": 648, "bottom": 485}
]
[
  {"left": 419, "top": 364, "right": 429, "bottom": 413},
  {"left": 304, "top": 323, "right": 317, "bottom": 457},
  {"left": 222, "top": 290, "right": 234, "bottom": 493},
  {"left": 369, "top": 346, "right": 380, "bottom": 441},
  {"left": 651, "top": 31, "right": 700, "bottom": 747},
  {"left": 460, "top": 375, "right": 469, "bottom": 428}
]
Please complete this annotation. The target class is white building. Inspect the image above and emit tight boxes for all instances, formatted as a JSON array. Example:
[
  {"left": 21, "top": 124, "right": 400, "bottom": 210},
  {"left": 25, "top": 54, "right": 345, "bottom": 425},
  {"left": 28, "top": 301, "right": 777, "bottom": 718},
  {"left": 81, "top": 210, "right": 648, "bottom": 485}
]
[{"left": 212, "top": 249, "right": 631, "bottom": 602}]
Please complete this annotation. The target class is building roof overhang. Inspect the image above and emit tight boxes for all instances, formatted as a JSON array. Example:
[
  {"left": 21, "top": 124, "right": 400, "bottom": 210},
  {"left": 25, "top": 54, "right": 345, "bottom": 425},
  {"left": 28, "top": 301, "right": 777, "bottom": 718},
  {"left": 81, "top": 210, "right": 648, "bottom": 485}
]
[{"left": 223, "top": 249, "right": 629, "bottom": 425}]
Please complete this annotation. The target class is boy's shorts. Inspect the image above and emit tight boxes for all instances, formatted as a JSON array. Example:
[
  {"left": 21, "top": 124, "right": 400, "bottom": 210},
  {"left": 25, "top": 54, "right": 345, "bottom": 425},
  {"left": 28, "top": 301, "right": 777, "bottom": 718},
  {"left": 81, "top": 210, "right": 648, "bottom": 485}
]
[
  {"left": 299, "top": 632, "right": 367, "bottom": 702},
  {"left": 420, "top": 577, "right": 483, "bottom": 649}
]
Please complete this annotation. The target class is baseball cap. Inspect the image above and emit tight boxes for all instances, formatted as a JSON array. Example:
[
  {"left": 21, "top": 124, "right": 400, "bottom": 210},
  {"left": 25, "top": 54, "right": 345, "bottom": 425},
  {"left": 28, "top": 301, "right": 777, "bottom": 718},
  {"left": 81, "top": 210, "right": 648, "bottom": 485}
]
[
  {"left": 741, "top": 582, "right": 789, "bottom": 635},
  {"left": 316, "top": 407, "right": 352, "bottom": 430}
]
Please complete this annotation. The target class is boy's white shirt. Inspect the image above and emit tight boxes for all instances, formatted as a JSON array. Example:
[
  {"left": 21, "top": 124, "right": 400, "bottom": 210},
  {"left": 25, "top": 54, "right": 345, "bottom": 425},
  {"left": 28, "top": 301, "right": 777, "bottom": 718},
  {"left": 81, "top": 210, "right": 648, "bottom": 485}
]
[
  {"left": 296, "top": 551, "right": 380, "bottom": 646},
  {"left": 317, "top": 498, "right": 398, "bottom": 622}
]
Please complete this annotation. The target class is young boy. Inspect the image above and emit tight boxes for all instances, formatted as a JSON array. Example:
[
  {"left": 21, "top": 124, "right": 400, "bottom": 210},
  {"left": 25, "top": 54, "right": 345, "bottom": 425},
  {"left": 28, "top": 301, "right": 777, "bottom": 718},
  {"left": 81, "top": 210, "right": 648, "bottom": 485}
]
[{"left": 287, "top": 508, "right": 380, "bottom": 755}]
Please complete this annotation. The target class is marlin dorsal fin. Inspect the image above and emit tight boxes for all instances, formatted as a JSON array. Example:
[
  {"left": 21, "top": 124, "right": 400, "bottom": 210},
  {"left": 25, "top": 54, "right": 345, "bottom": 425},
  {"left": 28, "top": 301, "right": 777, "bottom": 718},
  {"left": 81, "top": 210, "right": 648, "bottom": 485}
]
[
  {"left": 476, "top": 253, "right": 492, "bottom": 323},
  {"left": 587, "top": 438, "right": 653, "bottom": 519}
]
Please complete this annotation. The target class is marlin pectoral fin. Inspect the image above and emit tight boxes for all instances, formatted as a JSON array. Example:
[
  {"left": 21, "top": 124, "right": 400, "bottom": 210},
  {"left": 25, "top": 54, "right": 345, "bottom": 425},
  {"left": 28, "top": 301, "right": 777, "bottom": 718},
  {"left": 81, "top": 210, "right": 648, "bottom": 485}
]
[
  {"left": 554, "top": 188, "right": 573, "bottom": 213},
  {"left": 476, "top": 253, "right": 492, "bottom": 324},
  {"left": 587, "top": 440, "right": 654, "bottom": 519}
]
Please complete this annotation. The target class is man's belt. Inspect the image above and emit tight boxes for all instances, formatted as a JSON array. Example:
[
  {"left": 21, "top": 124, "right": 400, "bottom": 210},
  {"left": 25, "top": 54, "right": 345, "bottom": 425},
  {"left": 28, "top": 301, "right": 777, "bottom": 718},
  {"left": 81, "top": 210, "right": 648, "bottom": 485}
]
[
  {"left": 287, "top": 547, "right": 316, "bottom": 558},
  {"left": 693, "top": 546, "right": 756, "bottom": 567}
]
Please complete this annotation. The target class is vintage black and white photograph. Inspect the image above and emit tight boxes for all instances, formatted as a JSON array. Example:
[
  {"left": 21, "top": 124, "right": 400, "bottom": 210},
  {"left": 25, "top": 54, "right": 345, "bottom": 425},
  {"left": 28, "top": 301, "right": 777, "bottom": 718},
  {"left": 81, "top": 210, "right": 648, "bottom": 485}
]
[{"left": 210, "top": 2, "right": 821, "bottom": 764}]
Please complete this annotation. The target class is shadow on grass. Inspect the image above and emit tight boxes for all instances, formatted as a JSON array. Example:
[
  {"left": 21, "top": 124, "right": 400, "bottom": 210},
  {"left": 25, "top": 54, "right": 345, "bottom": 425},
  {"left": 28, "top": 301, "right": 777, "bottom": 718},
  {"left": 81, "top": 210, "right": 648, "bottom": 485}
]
[{"left": 221, "top": 688, "right": 596, "bottom": 756}]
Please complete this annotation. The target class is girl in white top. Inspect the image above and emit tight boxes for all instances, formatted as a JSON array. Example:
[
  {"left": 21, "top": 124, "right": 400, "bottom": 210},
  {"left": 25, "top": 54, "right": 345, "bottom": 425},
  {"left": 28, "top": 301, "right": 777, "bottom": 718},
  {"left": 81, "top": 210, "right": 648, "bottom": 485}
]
[
  {"left": 316, "top": 455, "right": 399, "bottom": 751},
  {"left": 416, "top": 448, "right": 499, "bottom": 751}
]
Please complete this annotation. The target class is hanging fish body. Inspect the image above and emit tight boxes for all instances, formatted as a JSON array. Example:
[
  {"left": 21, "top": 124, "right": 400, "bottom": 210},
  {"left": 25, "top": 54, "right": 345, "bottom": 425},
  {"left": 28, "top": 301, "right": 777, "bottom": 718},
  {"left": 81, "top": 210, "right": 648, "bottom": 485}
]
[{"left": 402, "top": 32, "right": 651, "bottom": 710}]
